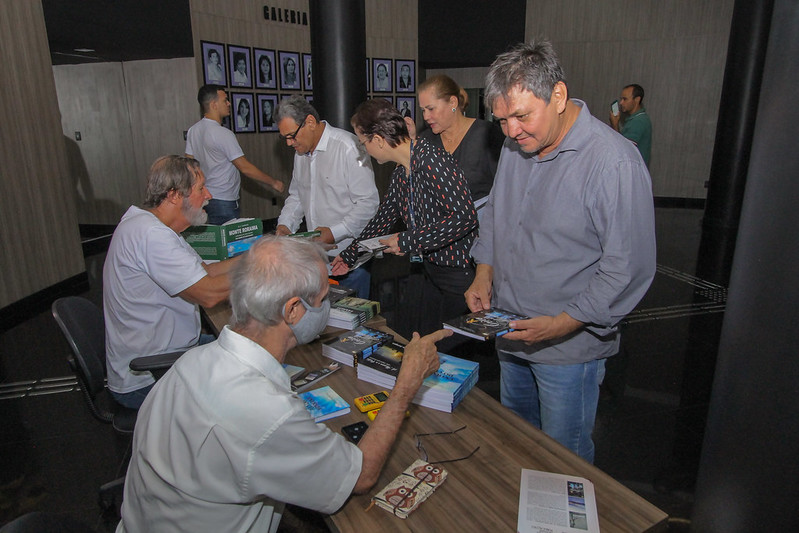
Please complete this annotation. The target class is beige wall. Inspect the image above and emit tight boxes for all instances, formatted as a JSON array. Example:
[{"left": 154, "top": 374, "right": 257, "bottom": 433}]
[
  {"left": 53, "top": 59, "right": 198, "bottom": 225},
  {"left": 430, "top": 0, "right": 734, "bottom": 199},
  {"left": 0, "top": 0, "right": 85, "bottom": 308}
]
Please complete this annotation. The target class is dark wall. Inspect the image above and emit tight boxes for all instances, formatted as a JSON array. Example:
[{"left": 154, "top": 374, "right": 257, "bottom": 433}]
[
  {"left": 418, "top": 0, "right": 526, "bottom": 68},
  {"left": 691, "top": 0, "right": 799, "bottom": 530}
]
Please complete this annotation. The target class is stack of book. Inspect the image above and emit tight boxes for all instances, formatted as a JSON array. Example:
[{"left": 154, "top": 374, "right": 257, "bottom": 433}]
[
  {"left": 326, "top": 295, "right": 382, "bottom": 329},
  {"left": 298, "top": 385, "right": 350, "bottom": 422},
  {"left": 356, "top": 342, "right": 479, "bottom": 413},
  {"left": 322, "top": 326, "right": 394, "bottom": 367}
]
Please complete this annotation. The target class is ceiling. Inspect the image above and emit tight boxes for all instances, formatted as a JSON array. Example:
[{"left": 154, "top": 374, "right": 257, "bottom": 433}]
[
  {"left": 42, "top": 0, "right": 525, "bottom": 68},
  {"left": 42, "top": 0, "right": 193, "bottom": 65}
]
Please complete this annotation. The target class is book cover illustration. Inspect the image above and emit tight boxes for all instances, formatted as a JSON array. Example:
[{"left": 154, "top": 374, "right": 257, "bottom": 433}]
[
  {"left": 443, "top": 308, "right": 529, "bottom": 340},
  {"left": 298, "top": 385, "right": 350, "bottom": 422},
  {"left": 372, "top": 459, "right": 448, "bottom": 519},
  {"left": 359, "top": 341, "right": 405, "bottom": 377},
  {"left": 327, "top": 327, "right": 393, "bottom": 357}
]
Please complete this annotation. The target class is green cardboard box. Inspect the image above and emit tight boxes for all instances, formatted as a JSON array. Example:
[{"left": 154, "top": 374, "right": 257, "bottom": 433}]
[{"left": 182, "top": 218, "right": 263, "bottom": 260}]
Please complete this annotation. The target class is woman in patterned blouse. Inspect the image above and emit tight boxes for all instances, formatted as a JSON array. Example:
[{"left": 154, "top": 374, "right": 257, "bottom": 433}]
[{"left": 332, "top": 99, "right": 478, "bottom": 339}]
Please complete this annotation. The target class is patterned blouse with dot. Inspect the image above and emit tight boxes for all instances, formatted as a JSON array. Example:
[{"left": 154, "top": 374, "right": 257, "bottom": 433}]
[{"left": 339, "top": 138, "right": 477, "bottom": 268}]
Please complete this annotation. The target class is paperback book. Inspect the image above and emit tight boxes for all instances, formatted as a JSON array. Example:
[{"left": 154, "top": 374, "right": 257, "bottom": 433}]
[
  {"left": 357, "top": 345, "right": 479, "bottom": 413},
  {"left": 443, "top": 307, "right": 529, "bottom": 340},
  {"left": 322, "top": 327, "right": 394, "bottom": 367},
  {"left": 298, "top": 385, "right": 350, "bottom": 422}
]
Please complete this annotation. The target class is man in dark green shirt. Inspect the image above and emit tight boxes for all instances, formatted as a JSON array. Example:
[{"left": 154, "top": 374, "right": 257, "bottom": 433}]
[{"left": 610, "top": 84, "right": 652, "bottom": 167}]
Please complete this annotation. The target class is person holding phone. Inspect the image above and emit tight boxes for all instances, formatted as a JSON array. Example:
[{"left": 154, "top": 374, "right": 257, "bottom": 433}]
[{"left": 609, "top": 84, "right": 652, "bottom": 167}]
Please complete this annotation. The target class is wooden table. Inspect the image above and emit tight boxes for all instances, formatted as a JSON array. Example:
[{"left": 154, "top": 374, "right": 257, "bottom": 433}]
[{"left": 202, "top": 303, "right": 668, "bottom": 532}]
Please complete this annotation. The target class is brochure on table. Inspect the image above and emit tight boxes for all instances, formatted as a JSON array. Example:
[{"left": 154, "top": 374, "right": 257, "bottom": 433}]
[{"left": 517, "top": 469, "right": 599, "bottom": 533}]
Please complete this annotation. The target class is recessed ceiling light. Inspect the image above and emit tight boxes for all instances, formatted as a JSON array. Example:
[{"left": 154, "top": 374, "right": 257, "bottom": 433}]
[{"left": 74, "top": 48, "right": 95, "bottom": 53}]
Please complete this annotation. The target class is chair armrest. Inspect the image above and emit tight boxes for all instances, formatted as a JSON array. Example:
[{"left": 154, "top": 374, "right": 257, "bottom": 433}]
[{"left": 129, "top": 351, "right": 184, "bottom": 372}]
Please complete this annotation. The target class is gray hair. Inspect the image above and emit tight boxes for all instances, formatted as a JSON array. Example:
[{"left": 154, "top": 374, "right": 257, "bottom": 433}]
[
  {"left": 143, "top": 155, "right": 201, "bottom": 208},
  {"left": 229, "top": 235, "right": 328, "bottom": 328},
  {"left": 484, "top": 39, "right": 566, "bottom": 113},
  {"left": 275, "top": 94, "right": 320, "bottom": 125}
]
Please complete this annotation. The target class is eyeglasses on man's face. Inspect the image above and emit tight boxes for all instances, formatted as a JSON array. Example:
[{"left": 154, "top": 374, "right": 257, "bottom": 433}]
[{"left": 279, "top": 118, "right": 306, "bottom": 142}]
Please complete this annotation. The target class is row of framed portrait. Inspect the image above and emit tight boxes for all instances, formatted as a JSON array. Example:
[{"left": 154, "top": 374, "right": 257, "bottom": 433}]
[
  {"left": 201, "top": 40, "right": 416, "bottom": 93},
  {"left": 226, "top": 93, "right": 417, "bottom": 134}
]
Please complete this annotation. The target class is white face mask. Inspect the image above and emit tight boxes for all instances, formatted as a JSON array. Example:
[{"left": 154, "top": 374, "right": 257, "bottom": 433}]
[{"left": 286, "top": 297, "right": 330, "bottom": 344}]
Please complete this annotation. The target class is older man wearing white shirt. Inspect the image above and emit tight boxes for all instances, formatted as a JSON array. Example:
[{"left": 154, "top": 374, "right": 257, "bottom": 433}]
[{"left": 275, "top": 95, "right": 379, "bottom": 297}]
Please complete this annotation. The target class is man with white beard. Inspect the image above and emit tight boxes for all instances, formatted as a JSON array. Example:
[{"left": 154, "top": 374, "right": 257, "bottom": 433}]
[{"left": 103, "top": 155, "right": 238, "bottom": 409}]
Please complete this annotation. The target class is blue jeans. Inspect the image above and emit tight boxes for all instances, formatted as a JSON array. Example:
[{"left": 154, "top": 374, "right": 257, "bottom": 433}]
[
  {"left": 499, "top": 353, "right": 606, "bottom": 463},
  {"left": 110, "top": 334, "right": 216, "bottom": 409},
  {"left": 204, "top": 198, "right": 240, "bottom": 225},
  {"left": 333, "top": 266, "right": 371, "bottom": 299}
]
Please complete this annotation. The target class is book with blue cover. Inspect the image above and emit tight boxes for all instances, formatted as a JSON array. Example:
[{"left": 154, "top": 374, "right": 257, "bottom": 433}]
[
  {"left": 299, "top": 385, "right": 350, "bottom": 422},
  {"left": 443, "top": 307, "right": 529, "bottom": 340}
]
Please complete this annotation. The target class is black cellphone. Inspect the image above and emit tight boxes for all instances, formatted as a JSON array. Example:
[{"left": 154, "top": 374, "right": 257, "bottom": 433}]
[{"left": 341, "top": 421, "right": 369, "bottom": 444}]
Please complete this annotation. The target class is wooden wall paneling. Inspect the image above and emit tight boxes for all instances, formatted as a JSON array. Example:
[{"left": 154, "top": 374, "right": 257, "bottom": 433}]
[
  {"left": 0, "top": 0, "right": 84, "bottom": 307},
  {"left": 53, "top": 63, "right": 139, "bottom": 224},
  {"left": 123, "top": 58, "right": 199, "bottom": 188}
]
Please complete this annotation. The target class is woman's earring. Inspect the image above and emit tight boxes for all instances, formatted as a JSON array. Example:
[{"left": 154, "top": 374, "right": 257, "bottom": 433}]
[{"left": 451, "top": 107, "right": 457, "bottom": 112}]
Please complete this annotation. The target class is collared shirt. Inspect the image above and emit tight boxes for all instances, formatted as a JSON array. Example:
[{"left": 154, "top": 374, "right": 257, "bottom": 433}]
[
  {"left": 339, "top": 137, "right": 477, "bottom": 269},
  {"left": 118, "top": 326, "right": 363, "bottom": 533},
  {"left": 277, "top": 122, "right": 379, "bottom": 256},
  {"left": 103, "top": 206, "right": 207, "bottom": 393},
  {"left": 620, "top": 107, "right": 652, "bottom": 166},
  {"left": 185, "top": 117, "right": 245, "bottom": 201},
  {"left": 471, "top": 100, "right": 656, "bottom": 364}
]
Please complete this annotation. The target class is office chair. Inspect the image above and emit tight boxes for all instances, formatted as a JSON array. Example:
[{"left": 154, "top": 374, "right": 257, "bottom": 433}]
[{"left": 50, "top": 296, "right": 182, "bottom": 513}]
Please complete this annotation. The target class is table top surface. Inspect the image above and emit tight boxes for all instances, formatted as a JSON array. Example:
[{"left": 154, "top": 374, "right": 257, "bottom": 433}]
[{"left": 202, "top": 303, "right": 668, "bottom": 532}]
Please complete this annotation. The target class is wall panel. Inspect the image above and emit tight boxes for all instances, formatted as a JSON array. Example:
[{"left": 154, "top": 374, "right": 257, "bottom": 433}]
[{"left": 0, "top": 0, "right": 84, "bottom": 307}]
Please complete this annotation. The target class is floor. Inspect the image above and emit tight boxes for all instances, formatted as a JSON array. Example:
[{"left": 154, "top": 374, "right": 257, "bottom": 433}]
[{"left": 0, "top": 207, "right": 714, "bottom": 531}]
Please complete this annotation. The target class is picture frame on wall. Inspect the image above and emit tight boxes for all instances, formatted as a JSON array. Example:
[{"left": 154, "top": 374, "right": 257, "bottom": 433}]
[
  {"left": 278, "top": 51, "right": 301, "bottom": 90},
  {"left": 376, "top": 95, "right": 394, "bottom": 106},
  {"left": 397, "top": 96, "right": 416, "bottom": 121},
  {"left": 254, "top": 48, "right": 277, "bottom": 89},
  {"left": 201, "top": 40, "right": 226, "bottom": 86},
  {"left": 302, "top": 53, "right": 313, "bottom": 91},
  {"left": 257, "top": 94, "right": 279, "bottom": 132},
  {"left": 231, "top": 92, "right": 256, "bottom": 133},
  {"left": 305, "top": 95, "right": 314, "bottom": 105},
  {"left": 372, "top": 58, "right": 392, "bottom": 92},
  {"left": 228, "top": 45, "right": 253, "bottom": 88},
  {"left": 395, "top": 59, "right": 415, "bottom": 92}
]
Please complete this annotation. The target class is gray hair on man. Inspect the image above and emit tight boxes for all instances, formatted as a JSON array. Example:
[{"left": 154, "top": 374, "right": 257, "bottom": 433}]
[
  {"left": 143, "top": 155, "right": 202, "bottom": 208},
  {"left": 229, "top": 235, "right": 328, "bottom": 328},
  {"left": 484, "top": 39, "right": 566, "bottom": 113},
  {"left": 275, "top": 94, "right": 320, "bottom": 125}
]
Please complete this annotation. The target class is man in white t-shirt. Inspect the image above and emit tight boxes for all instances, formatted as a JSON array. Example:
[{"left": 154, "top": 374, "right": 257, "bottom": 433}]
[
  {"left": 186, "top": 85, "right": 284, "bottom": 224},
  {"left": 103, "top": 156, "right": 238, "bottom": 409},
  {"left": 117, "top": 235, "right": 451, "bottom": 532}
]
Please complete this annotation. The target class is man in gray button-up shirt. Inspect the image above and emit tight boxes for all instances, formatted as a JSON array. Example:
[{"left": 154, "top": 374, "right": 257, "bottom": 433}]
[{"left": 466, "top": 40, "right": 656, "bottom": 463}]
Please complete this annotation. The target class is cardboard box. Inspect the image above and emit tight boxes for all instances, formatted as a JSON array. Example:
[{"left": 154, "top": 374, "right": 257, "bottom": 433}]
[{"left": 182, "top": 218, "right": 263, "bottom": 260}]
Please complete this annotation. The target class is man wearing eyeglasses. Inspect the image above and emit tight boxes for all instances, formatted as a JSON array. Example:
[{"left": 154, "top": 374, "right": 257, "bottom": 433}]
[
  {"left": 185, "top": 85, "right": 285, "bottom": 225},
  {"left": 117, "top": 235, "right": 451, "bottom": 532},
  {"left": 275, "top": 95, "right": 379, "bottom": 298}
]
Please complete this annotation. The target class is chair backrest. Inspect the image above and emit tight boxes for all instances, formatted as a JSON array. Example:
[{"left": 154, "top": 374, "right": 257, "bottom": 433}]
[{"left": 52, "top": 296, "right": 111, "bottom": 418}]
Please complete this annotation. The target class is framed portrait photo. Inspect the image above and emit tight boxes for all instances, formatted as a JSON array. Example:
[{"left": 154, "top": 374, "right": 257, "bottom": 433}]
[
  {"left": 396, "top": 96, "right": 416, "bottom": 122},
  {"left": 254, "top": 48, "right": 277, "bottom": 89},
  {"left": 257, "top": 94, "right": 279, "bottom": 132},
  {"left": 278, "top": 51, "right": 301, "bottom": 90},
  {"left": 302, "top": 53, "right": 313, "bottom": 91},
  {"left": 395, "top": 59, "right": 415, "bottom": 92},
  {"left": 231, "top": 92, "right": 256, "bottom": 133},
  {"left": 201, "top": 41, "right": 227, "bottom": 86},
  {"left": 228, "top": 45, "right": 253, "bottom": 89},
  {"left": 372, "top": 58, "right": 392, "bottom": 92}
]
